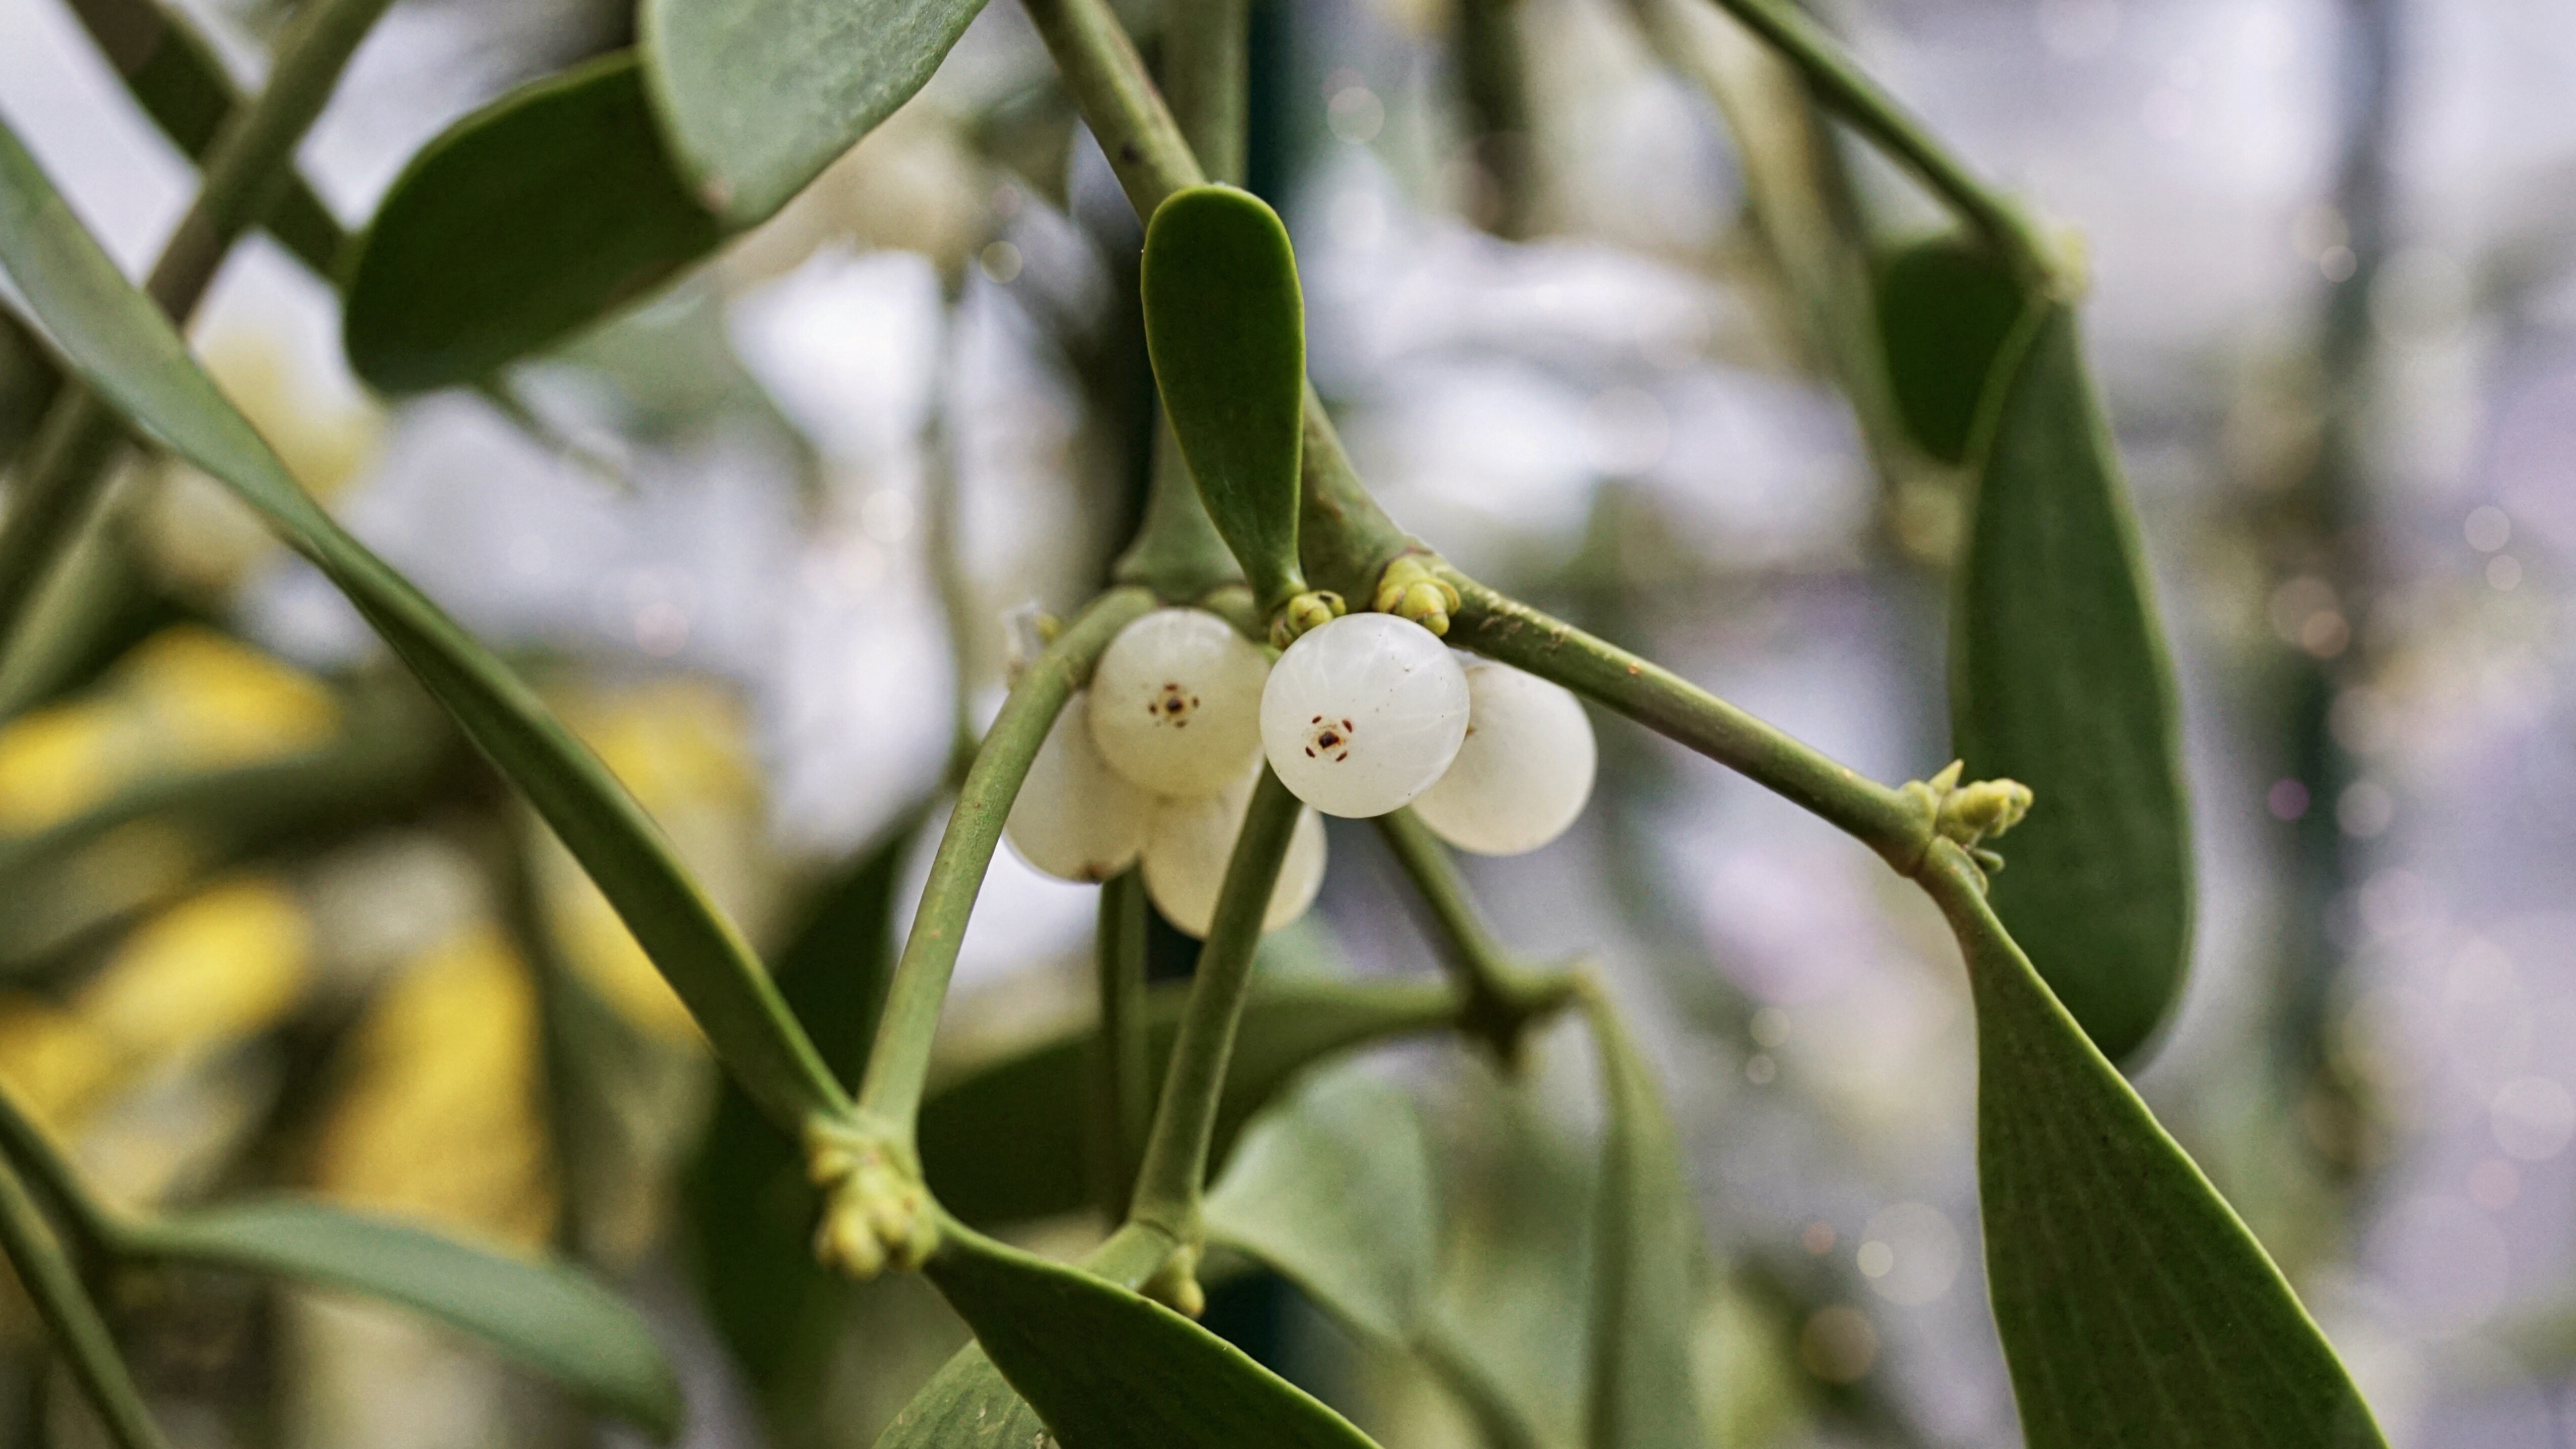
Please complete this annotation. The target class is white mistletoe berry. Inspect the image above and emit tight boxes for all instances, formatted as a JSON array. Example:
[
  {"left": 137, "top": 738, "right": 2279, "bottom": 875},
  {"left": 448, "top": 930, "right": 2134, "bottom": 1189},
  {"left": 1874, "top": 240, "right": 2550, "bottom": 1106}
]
[
  {"left": 1087, "top": 607, "right": 1271, "bottom": 799},
  {"left": 1410, "top": 660, "right": 1595, "bottom": 855},
  {"left": 1005, "top": 690, "right": 1151, "bottom": 881},
  {"left": 1141, "top": 770, "right": 1326, "bottom": 938},
  {"left": 1259, "top": 612, "right": 1470, "bottom": 818}
]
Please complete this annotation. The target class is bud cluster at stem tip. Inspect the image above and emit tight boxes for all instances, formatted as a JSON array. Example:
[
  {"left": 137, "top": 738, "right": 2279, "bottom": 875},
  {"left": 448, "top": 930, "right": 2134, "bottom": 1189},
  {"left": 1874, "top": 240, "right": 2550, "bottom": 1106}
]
[
  {"left": 1901, "top": 760, "right": 2035, "bottom": 881},
  {"left": 804, "top": 1117, "right": 938, "bottom": 1278},
  {"left": 1269, "top": 588, "right": 1347, "bottom": 649},
  {"left": 1373, "top": 555, "right": 1460, "bottom": 636}
]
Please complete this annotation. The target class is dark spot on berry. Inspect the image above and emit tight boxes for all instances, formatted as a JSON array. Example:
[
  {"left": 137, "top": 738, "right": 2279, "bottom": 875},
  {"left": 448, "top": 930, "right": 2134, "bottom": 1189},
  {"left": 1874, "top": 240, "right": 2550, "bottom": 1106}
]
[{"left": 1302, "top": 716, "right": 1356, "bottom": 764}]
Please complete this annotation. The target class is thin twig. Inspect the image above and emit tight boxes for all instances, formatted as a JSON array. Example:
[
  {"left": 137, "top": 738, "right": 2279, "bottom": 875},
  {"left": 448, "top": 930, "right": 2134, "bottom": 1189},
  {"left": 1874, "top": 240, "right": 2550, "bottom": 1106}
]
[
  {"left": 0, "top": 1084, "right": 119, "bottom": 1267},
  {"left": 1371, "top": 809, "right": 1564, "bottom": 1061},
  {"left": 0, "top": 1157, "right": 168, "bottom": 1449},
  {"left": 0, "top": 0, "right": 400, "bottom": 654},
  {"left": 1124, "top": 767, "right": 1303, "bottom": 1239},
  {"left": 1690, "top": 0, "right": 2053, "bottom": 284},
  {"left": 1089, "top": 869, "right": 1153, "bottom": 1218},
  {"left": 855, "top": 586, "right": 1155, "bottom": 1130},
  {"left": 1020, "top": 0, "right": 1943, "bottom": 875}
]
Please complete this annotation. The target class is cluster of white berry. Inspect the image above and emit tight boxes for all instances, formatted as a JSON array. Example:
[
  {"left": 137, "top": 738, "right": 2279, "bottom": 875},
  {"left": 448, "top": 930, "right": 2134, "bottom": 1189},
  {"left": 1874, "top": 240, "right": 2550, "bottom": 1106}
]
[{"left": 1006, "top": 605, "right": 1596, "bottom": 936}]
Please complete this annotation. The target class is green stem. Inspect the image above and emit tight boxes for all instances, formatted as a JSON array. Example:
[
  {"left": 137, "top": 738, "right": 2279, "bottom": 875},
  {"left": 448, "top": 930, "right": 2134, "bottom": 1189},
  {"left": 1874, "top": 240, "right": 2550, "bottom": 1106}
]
[
  {"left": 1022, "top": 0, "right": 1205, "bottom": 217},
  {"left": 922, "top": 333, "right": 981, "bottom": 783},
  {"left": 1020, "top": 0, "right": 1931, "bottom": 874},
  {"left": 1077, "top": 1217, "right": 1185, "bottom": 1289},
  {"left": 1021, "top": 0, "right": 1417, "bottom": 606},
  {"left": 0, "top": 1157, "right": 168, "bottom": 1449},
  {"left": 1631, "top": 0, "right": 1932, "bottom": 506},
  {"left": 1372, "top": 809, "right": 1562, "bottom": 1059},
  {"left": 1107, "top": 0, "right": 1255, "bottom": 604},
  {"left": 1296, "top": 390, "right": 1413, "bottom": 601},
  {"left": 0, "top": 0, "right": 396, "bottom": 655},
  {"left": 64, "top": 0, "right": 350, "bottom": 278},
  {"left": 1691, "top": 0, "right": 2051, "bottom": 285},
  {"left": 855, "top": 586, "right": 1156, "bottom": 1131},
  {"left": 1125, "top": 766, "right": 1301, "bottom": 1236},
  {"left": 1089, "top": 869, "right": 1153, "bottom": 1218},
  {"left": 1163, "top": 0, "right": 1250, "bottom": 186},
  {"left": 1438, "top": 565, "right": 1929, "bottom": 873},
  {"left": 1062, "top": 0, "right": 2051, "bottom": 289},
  {"left": 0, "top": 1086, "right": 118, "bottom": 1269},
  {"left": 488, "top": 813, "right": 611, "bottom": 1258},
  {"left": 1113, "top": 416, "right": 1240, "bottom": 602}
]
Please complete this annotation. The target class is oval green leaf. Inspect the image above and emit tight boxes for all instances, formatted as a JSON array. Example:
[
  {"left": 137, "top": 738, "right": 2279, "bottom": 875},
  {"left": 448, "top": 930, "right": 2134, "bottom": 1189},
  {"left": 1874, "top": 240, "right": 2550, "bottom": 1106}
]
[
  {"left": 873, "top": 1224, "right": 1173, "bottom": 1448},
  {"left": 926, "top": 1225, "right": 1381, "bottom": 1449},
  {"left": 0, "top": 116, "right": 845, "bottom": 1131},
  {"left": 1205, "top": 1069, "right": 1436, "bottom": 1344},
  {"left": 125, "top": 1199, "right": 680, "bottom": 1439},
  {"left": 873, "top": 1340, "right": 1050, "bottom": 1448},
  {"left": 640, "top": 0, "right": 994, "bottom": 227},
  {"left": 342, "top": 51, "right": 722, "bottom": 392},
  {"left": 920, "top": 975, "right": 1457, "bottom": 1227},
  {"left": 1141, "top": 186, "right": 1308, "bottom": 612},
  {"left": 1426, "top": 1067, "right": 1593, "bottom": 1449},
  {"left": 1873, "top": 235, "right": 2026, "bottom": 465},
  {"left": 1919, "top": 842, "right": 2384, "bottom": 1448},
  {"left": 1951, "top": 301, "right": 2192, "bottom": 1063},
  {"left": 1580, "top": 991, "right": 1707, "bottom": 1449},
  {"left": 1204, "top": 1062, "right": 1554, "bottom": 1449}
]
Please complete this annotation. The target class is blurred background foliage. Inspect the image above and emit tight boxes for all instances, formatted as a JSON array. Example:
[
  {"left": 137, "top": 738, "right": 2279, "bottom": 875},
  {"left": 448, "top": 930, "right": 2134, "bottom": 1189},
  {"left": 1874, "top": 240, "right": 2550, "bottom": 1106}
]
[{"left": 1, "top": 0, "right": 2573, "bottom": 1444}]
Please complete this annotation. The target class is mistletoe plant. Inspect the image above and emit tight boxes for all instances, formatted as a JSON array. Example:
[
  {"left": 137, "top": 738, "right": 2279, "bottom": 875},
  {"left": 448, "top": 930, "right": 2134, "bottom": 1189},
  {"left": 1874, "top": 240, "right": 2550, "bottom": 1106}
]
[{"left": 0, "top": 0, "right": 2385, "bottom": 1444}]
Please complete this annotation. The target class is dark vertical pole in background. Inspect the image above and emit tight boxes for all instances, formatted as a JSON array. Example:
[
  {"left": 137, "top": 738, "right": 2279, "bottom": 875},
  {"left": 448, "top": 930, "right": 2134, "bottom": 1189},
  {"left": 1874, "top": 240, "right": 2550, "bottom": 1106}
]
[{"left": 2269, "top": 0, "right": 2400, "bottom": 1197}]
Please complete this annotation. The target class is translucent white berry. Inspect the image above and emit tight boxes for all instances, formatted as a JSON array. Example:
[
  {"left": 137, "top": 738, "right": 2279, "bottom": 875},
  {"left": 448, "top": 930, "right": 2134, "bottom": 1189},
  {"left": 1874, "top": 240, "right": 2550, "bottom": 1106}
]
[
  {"left": 1004, "top": 690, "right": 1150, "bottom": 881},
  {"left": 1411, "top": 661, "right": 1595, "bottom": 855},
  {"left": 1259, "top": 612, "right": 1470, "bottom": 818},
  {"left": 1087, "top": 608, "right": 1270, "bottom": 799},
  {"left": 1142, "top": 771, "right": 1326, "bottom": 938}
]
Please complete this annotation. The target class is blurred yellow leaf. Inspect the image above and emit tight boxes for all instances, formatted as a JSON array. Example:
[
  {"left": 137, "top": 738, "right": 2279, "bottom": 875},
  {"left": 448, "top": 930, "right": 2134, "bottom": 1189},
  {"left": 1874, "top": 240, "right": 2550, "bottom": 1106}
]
[
  {"left": 541, "top": 680, "right": 775, "bottom": 1042},
  {"left": 81, "top": 876, "right": 309, "bottom": 1057},
  {"left": 0, "top": 875, "right": 308, "bottom": 1128},
  {"left": 310, "top": 926, "right": 554, "bottom": 1248},
  {"left": 0, "top": 1006, "right": 112, "bottom": 1126},
  {"left": 123, "top": 626, "right": 340, "bottom": 767},
  {"left": 0, "top": 705, "right": 119, "bottom": 832},
  {"left": 0, "top": 626, "right": 339, "bottom": 832}
]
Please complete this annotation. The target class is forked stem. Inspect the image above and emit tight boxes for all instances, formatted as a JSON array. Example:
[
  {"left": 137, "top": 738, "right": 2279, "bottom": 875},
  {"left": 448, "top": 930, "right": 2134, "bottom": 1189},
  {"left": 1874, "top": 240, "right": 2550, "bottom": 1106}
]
[
  {"left": 1014, "top": 0, "right": 1957, "bottom": 863},
  {"left": 1373, "top": 808, "right": 1571, "bottom": 1061}
]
